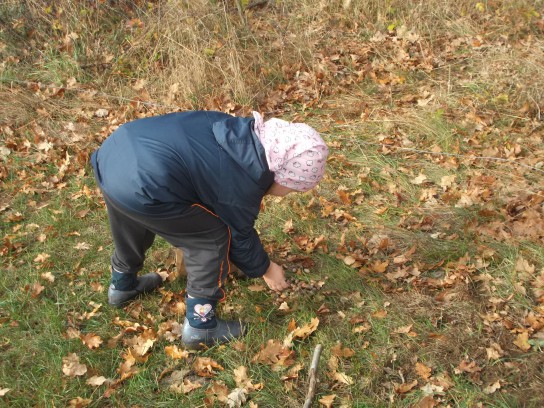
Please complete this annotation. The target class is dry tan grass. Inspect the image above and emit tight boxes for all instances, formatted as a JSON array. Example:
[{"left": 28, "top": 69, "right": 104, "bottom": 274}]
[{"left": 6, "top": 0, "right": 541, "bottom": 111}]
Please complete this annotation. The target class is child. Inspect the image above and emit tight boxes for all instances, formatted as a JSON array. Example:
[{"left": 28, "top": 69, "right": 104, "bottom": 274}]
[{"left": 91, "top": 110, "right": 328, "bottom": 349}]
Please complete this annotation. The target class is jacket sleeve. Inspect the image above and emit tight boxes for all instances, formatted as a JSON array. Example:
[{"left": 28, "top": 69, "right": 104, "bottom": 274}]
[{"left": 213, "top": 203, "right": 270, "bottom": 278}]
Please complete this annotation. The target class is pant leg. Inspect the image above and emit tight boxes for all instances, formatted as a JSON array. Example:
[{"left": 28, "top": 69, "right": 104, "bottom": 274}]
[
  {"left": 102, "top": 196, "right": 230, "bottom": 302},
  {"left": 103, "top": 195, "right": 156, "bottom": 274},
  {"left": 145, "top": 206, "right": 230, "bottom": 302}
]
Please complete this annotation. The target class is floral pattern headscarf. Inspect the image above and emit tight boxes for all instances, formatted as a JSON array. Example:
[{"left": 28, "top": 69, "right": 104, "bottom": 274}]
[{"left": 252, "top": 112, "right": 328, "bottom": 192}]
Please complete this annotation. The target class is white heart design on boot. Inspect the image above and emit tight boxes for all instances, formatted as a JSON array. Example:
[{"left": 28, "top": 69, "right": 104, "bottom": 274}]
[{"left": 194, "top": 304, "right": 213, "bottom": 318}]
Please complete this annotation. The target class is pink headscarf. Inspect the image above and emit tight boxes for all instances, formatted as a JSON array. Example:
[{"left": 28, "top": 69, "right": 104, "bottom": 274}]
[{"left": 252, "top": 111, "right": 328, "bottom": 192}]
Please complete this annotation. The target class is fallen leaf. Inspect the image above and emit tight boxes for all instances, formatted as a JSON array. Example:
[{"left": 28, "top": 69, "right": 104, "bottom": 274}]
[
  {"left": 455, "top": 360, "right": 482, "bottom": 374},
  {"left": 371, "top": 260, "right": 389, "bottom": 273},
  {"left": 372, "top": 309, "right": 388, "bottom": 318},
  {"left": 283, "top": 219, "right": 294, "bottom": 233},
  {"left": 86, "top": 376, "right": 108, "bottom": 387},
  {"left": 74, "top": 242, "right": 91, "bottom": 250},
  {"left": 41, "top": 272, "right": 55, "bottom": 282},
  {"left": 162, "top": 368, "right": 189, "bottom": 389},
  {"left": 178, "top": 378, "right": 203, "bottom": 394},
  {"left": 0, "top": 388, "right": 11, "bottom": 396},
  {"left": 29, "top": 282, "right": 45, "bottom": 298},
  {"left": 62, "top": 353, "right": 88, "bottom": 377},
  {"left": 204, "top": 381, "right": 229, "bottom": 404},
  {"left": 486, "top": 342, "right": 504, "bottom": 360},
  {"left": 337, "top": 188, "right": 352, "bottom": 205},
  {"left": 278, "top": 301, "right": 291, "bottom": 312},
  {"left": 94, "top": 108, "right": 109, "bottom": 118},
  {"left": 75, "top": 209, "right": 90, "bottom": 219},
  {"left": 68, "top": 397, "right": 92, "bottom": 407},
  {"left": 126, "top": 328, "right": 157, "bottom": 356},
  {"left": 331, "top": 342, "right": 355, "bottom": 358},
  {"left": 252, "top": 339, "right": 296, "bottom": 370},
  {"left": 410, "top": 173, "right": 428, "bottom": 185},
  {"left": 483, "top": 380, "right": 501, "bottom": 394},
  {"left": 332, "top": 371, "right": 354, "bottom": 385},
  {"left": 344, "top": 255, "right": 356, "bottom": 266},
  {"left": 227, "top": 388, "right": 247, "bottom": 408},
  {"left": 233, "top": 366, "right": 262, "bottom": 391},
  {"left": 165, "top": 345, "right": 189, "bottom": 360},
  {"left": 280, "top": 363, "right": 304, "bottom": 381},
  {"left": 193, "top": 357, "right": 224, "bottom": 377},
  {"left": 319, "top": 394, "right": 336, "bottom": 408},
  {"left": 439, "top": 175, "right": 456, "bottom": 190},
  {"left": 284, "top": 317, "right": 319, "bottom": 346},
  {"left": 65, "top": 327, "right": 81, "bottom": 339},
  {"left": 33, "top": 253, "right": 50, "bottom": 263},
  {"left": 287, "top": 319, "right": 297, "bottom": 332},
  {"left": 394, "top": 324, "right": 413, "bottom": 334},
  {"left": 513, "top": 331, "right": 531, "bottom": 351},
  {"left": 90, "top": 282, "right": 104, "bottom": 292},
  {"left": 415, "top": 362, "right": 432, "bottom": 380},
  {"left": 291, "top": 317, "right": 319, "bottom": 340},
  {"left": 80, "top": 333, "right": 103, "bottom": 349},
  {"left": 515, "top": 257, "right": 535, "bottom": 274},
  {"left": 416, "top": 395, "right": 438, "bottom": 408},
  {"left": 395, "top": 379, "right": 418, "bottom": 394}
]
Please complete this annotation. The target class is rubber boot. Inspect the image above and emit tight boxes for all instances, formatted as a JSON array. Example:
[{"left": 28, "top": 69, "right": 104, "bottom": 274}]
[
  {"left": 108, "top": 272, "right": 163, "bottom": 307},
  {"left": 182, "top": 296, "right": 246, "bottom": 349}
]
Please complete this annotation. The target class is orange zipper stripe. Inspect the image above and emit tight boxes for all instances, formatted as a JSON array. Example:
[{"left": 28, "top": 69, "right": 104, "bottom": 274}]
[{"left": 191, "top": 203, "right": 231, "bottom": 302}]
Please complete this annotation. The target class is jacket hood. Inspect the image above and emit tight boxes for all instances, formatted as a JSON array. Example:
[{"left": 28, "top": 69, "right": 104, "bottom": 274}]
[{"left": 212, "top": 116, "right": 273, "bottom": 188}]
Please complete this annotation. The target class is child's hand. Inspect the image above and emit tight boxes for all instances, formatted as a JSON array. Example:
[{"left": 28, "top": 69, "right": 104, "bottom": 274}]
[{"left": 262, "top": 261, "right": 290, "bottom": 292}]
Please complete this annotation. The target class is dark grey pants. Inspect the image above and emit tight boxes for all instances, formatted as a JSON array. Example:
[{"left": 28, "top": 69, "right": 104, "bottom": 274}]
[{"left": 103, "top": 195, "right": 230, "bottom": 301}]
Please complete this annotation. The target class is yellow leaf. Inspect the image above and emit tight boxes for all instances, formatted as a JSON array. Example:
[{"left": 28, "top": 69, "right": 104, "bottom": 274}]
[
  {"left": 371, "top": 260, "right": 389, "bottom": 273},
  {"left": 513, "top": 331, "right": 531, "bottom": 351},
  {"left": 285, "top": 318, "right": 320, "bottom": 346},
  {"left": 319, "top": 394, "right": 336, "bottom": 408},
  {"left": 415, "top": 362, "right": 432, "bottom": 380},
  {"left": 333, "top": 371, "right": 354, "bottom": 385},
  {"left": 165, "top": 345, "right": 189, "bottom": 360}
]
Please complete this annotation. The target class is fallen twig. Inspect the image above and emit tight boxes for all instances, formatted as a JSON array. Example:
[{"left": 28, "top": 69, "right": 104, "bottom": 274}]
[{"left": 303, "top": 344, "right": 323, "bottom": 408}]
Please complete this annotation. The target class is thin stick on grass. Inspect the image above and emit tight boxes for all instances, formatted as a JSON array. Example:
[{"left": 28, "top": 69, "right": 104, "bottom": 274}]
[{"left": 303, "top": 344, "right": 323, "bottom": 408}]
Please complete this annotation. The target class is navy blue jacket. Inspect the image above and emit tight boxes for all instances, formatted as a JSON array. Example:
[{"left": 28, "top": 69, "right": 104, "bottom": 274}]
[{"left": 91, "top": 111, "right": 274, "bottom": 278}]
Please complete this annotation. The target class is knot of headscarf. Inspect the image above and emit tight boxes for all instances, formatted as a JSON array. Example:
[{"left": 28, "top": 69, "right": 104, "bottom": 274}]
[{"left": 252, "top": 111, "right": 328, "bottom": 192}]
